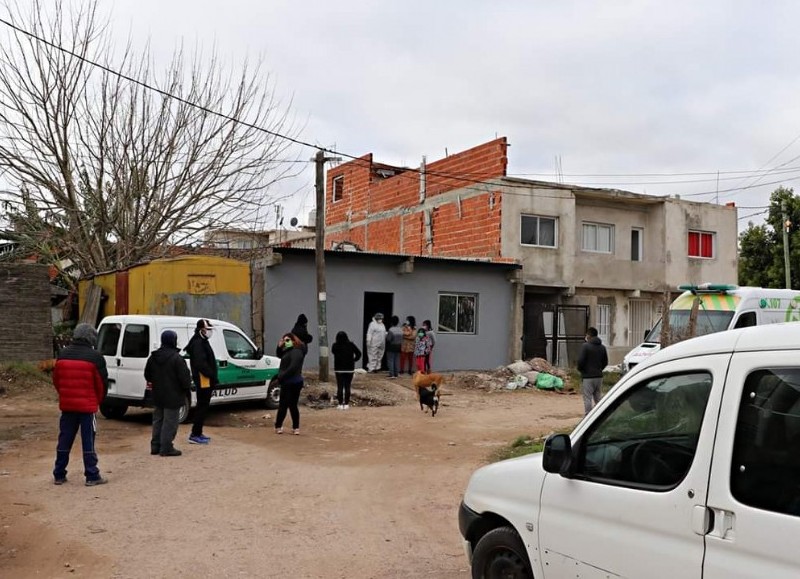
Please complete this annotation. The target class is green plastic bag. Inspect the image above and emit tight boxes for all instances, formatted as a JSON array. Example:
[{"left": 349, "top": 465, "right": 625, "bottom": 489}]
[{"left": 535, "top": 373, "right": 564, "bottom": 391}]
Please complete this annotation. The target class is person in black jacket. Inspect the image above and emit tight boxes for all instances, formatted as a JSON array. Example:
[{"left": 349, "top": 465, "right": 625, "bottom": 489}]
[
  {"left": 144, "top": 330, "right": 192, "bottom": 457},
  {"left": 276, "top": 314, "right": 314, "bottom": 358},
  {"left": 291, "top": 313, "right": 314, "bottom": 345},
  {"left": 275, "top": 333, "right": 307, "bottom": 435},
  {"left": 331, "top": 331, "right": 362, "bottom": 410},
  {"left": 185, "top": 319, "right": 219, "bottom": 444},
  {"left": 577, "top": 327, "right": 609, "bottom": 415}
]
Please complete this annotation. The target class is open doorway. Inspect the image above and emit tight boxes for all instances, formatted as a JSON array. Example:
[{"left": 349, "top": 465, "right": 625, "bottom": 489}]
[{"left": 362, "top": 291, "right": 394, "bottom": 370}]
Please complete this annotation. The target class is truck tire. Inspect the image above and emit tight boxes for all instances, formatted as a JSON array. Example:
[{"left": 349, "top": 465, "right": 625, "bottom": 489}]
[
  {"left": 178, "top": 394, "right": 192, "bottom": 424},
  {"left": 471, "top": 527, "right": 533, "bottom": 579},
  {"left": 99, "top": 402, "right": 128, "bottom": 420},
  {"left": 265, "top": 378, "right": 280, "bottom": 410}
]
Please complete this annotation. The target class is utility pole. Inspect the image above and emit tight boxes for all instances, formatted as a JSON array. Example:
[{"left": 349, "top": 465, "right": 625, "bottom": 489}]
[
  {"left": 783, "top": 200, "right": 792, "bottom": 289},
  {"left": 314, "top": 149, "right": 341, "bottom": 382}
]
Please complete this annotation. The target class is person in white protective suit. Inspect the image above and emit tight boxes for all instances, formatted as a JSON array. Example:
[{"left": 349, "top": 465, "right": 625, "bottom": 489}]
[{"left": 365, "top": 313, "right": 387, "bottom": 372}]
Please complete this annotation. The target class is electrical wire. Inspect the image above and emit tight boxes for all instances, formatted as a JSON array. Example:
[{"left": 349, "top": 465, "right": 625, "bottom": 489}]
[{"left": 0, "top": 15, "right": 795, "bottom": 207}]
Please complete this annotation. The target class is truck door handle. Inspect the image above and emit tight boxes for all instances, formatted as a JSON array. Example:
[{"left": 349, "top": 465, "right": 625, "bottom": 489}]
[
  {"left": 116, "top": 358, "right": 121, "bottom": 367},
  {"left": 707, "top": 507, "right": 736, "bottom": 541}
]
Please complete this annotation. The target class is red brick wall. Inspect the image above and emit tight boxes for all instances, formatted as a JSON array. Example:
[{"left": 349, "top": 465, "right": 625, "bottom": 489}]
[{"left": 325, "top": 138, "right": 508, "bottom": 259}]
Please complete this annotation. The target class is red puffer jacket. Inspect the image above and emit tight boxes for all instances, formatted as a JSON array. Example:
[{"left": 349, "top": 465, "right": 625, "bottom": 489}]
[{"left": 53, "top": 342, "right": 108, "bottom": 413}]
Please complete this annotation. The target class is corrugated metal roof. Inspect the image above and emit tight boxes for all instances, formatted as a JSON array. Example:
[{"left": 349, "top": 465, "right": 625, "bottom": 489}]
[{"left": 273, "top": 247, "right": 521, "bottom": 269}]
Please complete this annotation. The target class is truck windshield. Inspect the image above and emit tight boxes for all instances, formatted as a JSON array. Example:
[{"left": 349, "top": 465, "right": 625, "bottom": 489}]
[{"left": 644, "top": 309, "right": 735, "bottom": 344}]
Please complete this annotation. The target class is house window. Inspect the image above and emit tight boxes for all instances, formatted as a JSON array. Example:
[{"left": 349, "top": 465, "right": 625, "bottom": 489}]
[
  {"left": 596, "top": 304, "right": 611, "bottom": 345},
  {"left": 582, "top": 223, "right": 614, "bottom": 253},
  {"left": 631, "top": 228, "right": 643, "bottom": 262},
  {"left": 332, "top": 175, "right": 344, "bottom": 202},
  {"left": 688, "top": 230, "right": 715, "bottom": 258},
  {"left": 521, "top": 215, "right": 557, "bottom": 248},
  {"left": 438, "top": 293, "right": 477, "bottom": 334}
]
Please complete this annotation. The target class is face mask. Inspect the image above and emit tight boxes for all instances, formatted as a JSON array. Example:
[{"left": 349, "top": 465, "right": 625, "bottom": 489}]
[{"left": 283, "top": 339, "right": 294, "bottom": 349}]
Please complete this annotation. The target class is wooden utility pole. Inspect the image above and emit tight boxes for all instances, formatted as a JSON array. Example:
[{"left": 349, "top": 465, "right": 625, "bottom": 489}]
[
  {"left": 314, "top": 150, "right": 341, "bottom": 382},
  {"left": 686, "top": 296, "right": 701, "bottom": 340},
  {"left": 659, "top": 290, "right": 672, "bottom": 347}
]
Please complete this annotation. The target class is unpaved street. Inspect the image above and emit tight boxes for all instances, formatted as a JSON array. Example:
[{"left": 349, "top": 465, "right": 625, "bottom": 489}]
[{"left": 0, "top": 373, "right": 582, "bottom": 578}]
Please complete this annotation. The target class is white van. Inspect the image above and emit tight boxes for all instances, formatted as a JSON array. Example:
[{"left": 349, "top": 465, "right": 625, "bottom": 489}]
[
  {"left": 622, "top": 284, "right": 800, "bottom": 374},
  {"left": 96, "top": 315, "right": 281, "bottom": 423},
  {"left": 459, "top": 323, "right": 800, "bottom": 578}
]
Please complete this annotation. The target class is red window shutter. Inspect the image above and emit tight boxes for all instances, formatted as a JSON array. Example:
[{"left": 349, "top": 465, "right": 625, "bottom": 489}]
[
  {"left": 688, "top": 232, "right": 700, "bottom": 256},
  {"left": 701, "top": 233, "right": 713, "bottom": 258}
]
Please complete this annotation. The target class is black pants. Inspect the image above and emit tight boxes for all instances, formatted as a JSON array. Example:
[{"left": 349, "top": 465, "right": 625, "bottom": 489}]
[
  {"left": 335, "top": 372, "right": 353, "bottom": 405},
  {"left": 191, "top": 387, "right": 212, "bottom": 437},
  {"left": 275, "top": 381, "right": 303, "bottom": 429}
]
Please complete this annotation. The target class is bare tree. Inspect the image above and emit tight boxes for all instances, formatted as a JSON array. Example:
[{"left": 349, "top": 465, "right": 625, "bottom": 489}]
[{"left": 0, "top": 0, "right": 300, "bottom": 277}]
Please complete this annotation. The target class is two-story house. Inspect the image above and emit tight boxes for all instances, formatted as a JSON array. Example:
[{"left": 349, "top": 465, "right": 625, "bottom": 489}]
[{"left": 324, "top": 138, "right": 738, "bottom": 365}]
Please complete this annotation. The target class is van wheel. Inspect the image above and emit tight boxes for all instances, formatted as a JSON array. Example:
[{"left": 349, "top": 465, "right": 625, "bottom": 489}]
[
  {"left": 99, "top": 403, "right": 128, "bottom": 420},
  {"left": 265, "top": 378, "right": 280, "bottom": 410},
  {"left": 178, "top": 395, "right": 192, "bottom": 424},
  {"left": 471, "top": 527, "right": 533, "bottom": 579}
]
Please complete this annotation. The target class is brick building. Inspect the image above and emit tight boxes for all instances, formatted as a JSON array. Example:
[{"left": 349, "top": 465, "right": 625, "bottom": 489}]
[{"left": 325, "top": 138, "right": 738, "bottom": 366}]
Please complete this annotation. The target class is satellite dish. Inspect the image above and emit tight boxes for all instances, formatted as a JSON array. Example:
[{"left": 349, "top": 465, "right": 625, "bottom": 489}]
[{"left": 290, "top": 217, "right": 299, "bottom": 227}]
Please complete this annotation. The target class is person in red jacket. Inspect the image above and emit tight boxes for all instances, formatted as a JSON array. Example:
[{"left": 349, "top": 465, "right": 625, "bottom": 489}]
[{"left": 52, "top": 323, "right": 109, "bottom": 486}]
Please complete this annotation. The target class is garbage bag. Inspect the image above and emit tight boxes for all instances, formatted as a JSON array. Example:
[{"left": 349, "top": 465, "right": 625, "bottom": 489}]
[{"left": 535, "top": 372, "right": 564, "bottom": 391}]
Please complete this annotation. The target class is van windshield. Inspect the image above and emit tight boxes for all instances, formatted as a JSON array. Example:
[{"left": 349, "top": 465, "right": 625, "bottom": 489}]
[{"left": 645, "top": 309, "right": 735, "bottom": 344}]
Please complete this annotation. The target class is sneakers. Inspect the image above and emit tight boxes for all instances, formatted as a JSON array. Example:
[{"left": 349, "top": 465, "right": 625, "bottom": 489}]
[
  {"left": 188, "top": 435, "right": 210, "bottom": 445},
  {"left": 151, "top": 448, "right": 160, "bottom": 455},
  {"left": 85, "top": 477, "right": 108, "bottom": 487},
  {"left": 160, "top": 448, "right": 182, "bottom": 457},
  {"left": 292, "top": 429, "right": 300, "bottom": 435},
  {"left": 54, "top": 477, "right": 67, "bottom": 485},
  {"left": 275, "top": 427, "right": 283, "bottom": 434},
  {"left": 343, "top": 404, "right": 350, "bottom": 410},
  {"left": 337, "top": 404, "right": 344, "bottom": 410}
]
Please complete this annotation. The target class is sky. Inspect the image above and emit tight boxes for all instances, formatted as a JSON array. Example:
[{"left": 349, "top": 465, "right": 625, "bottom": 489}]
[{"left": 104, "top": 0, "right": 800, "bottom": 233}]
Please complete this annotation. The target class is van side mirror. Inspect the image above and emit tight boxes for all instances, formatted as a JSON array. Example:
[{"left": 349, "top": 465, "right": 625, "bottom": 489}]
[{"left": 542, "top": 433, "right": 573, "bottom": 476}]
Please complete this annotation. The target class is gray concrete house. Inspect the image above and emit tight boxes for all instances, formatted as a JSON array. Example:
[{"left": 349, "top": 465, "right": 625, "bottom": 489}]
[{"left": 262, "top": 248, "right": 521, "bottom": 371}]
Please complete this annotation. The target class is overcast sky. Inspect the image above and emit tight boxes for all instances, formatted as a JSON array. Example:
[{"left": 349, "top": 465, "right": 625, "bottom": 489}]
[{"left": 108, "top": 0, "right": 800, "bottom": 232}]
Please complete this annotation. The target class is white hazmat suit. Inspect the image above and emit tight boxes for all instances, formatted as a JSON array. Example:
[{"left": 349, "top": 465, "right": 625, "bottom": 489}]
[{"left": 366, "top": 315, "right": 387, "bottom": 372}]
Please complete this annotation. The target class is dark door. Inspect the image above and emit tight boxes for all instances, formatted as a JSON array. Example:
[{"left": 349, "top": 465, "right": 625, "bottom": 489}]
[{"left": 362, "top": 292, "right": 394, "bottom": 370}]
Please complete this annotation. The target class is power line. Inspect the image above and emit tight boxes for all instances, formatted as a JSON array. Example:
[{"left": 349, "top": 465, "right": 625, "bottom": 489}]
[{"left": 2, "top": 15, "right": 799, "bottom": 205}]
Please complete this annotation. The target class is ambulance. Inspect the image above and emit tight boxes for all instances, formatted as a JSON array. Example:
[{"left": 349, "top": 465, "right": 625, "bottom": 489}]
[{"left": 621, "top": 284, "right": 800, "bottom": 374}]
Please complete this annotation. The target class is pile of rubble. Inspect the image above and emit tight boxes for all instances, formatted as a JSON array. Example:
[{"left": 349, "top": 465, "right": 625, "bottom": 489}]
[{"left": 456, "top": 358, "right": 574, "bottom": 392}]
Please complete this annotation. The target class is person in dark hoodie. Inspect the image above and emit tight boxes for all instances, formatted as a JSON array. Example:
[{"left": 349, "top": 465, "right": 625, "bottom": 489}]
[
  {"left": 291, "top": 313, "right": 314, "bottom": 345},
  {"left": 52, "top": 323, "right": 109, "bottom": 486},
  {"left": 275, "top": 333, "right": 307, "bottom": 435},
  {"left": 577, "top": 327, "right": 608, "bottom": 415},
  {"left": 144, "top": 330, "right": 192, "bottom": 457},
  {"left": 185, "top": 319, "right": 219, "bottom": 445},
  {"left": 277, "top": 314, "right": 314, "bottom": 358},
  {"left": 331, "top": 331, "right": 361, "bottom": 410}
]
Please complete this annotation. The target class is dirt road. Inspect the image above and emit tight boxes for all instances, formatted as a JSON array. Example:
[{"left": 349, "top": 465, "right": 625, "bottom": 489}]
[{"left": 0, "top": 373, "right": 582, "bottom": 578}]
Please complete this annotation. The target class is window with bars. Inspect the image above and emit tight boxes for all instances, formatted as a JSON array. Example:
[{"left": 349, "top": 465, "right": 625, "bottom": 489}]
[
  {"left": 596, "top": 304, "right": 611, "bottom": 345},
  {"left": 688, "top": 230, "right": 715, "bottom": 258}
]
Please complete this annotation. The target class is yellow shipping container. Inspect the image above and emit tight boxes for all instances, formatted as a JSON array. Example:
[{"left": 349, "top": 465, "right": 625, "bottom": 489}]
[{"left": 79, "top": 256, "right": 252, "bottom": 332}]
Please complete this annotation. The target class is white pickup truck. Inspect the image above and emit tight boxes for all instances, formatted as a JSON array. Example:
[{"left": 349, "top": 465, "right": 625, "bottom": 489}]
[{"left": 460, "top": 322, "right": 800, "bottom": 578}]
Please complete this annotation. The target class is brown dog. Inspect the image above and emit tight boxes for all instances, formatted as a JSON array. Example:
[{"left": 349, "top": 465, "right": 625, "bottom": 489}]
[{"left": 412, "top": 372, "right": 446, "bottom": 402}]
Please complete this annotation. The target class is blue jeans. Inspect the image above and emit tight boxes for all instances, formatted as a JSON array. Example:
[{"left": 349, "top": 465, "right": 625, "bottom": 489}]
[
  {"left": 53, "top": 412, "right": 100, "bottom": 481},
  {"left": 387, "top": 351, "right": 400, "bottom": 377}
]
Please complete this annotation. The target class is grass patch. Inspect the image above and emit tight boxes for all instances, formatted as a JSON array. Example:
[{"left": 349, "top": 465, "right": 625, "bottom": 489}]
[
  {"left": 491, "top": 425, "right": 577, "bottom": 463},
  {"left": 0, "top": 361, "right": 53, "bottom": 397},
  {"left": 566, "top": 369, "right": 622, "bottom": 395}
]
